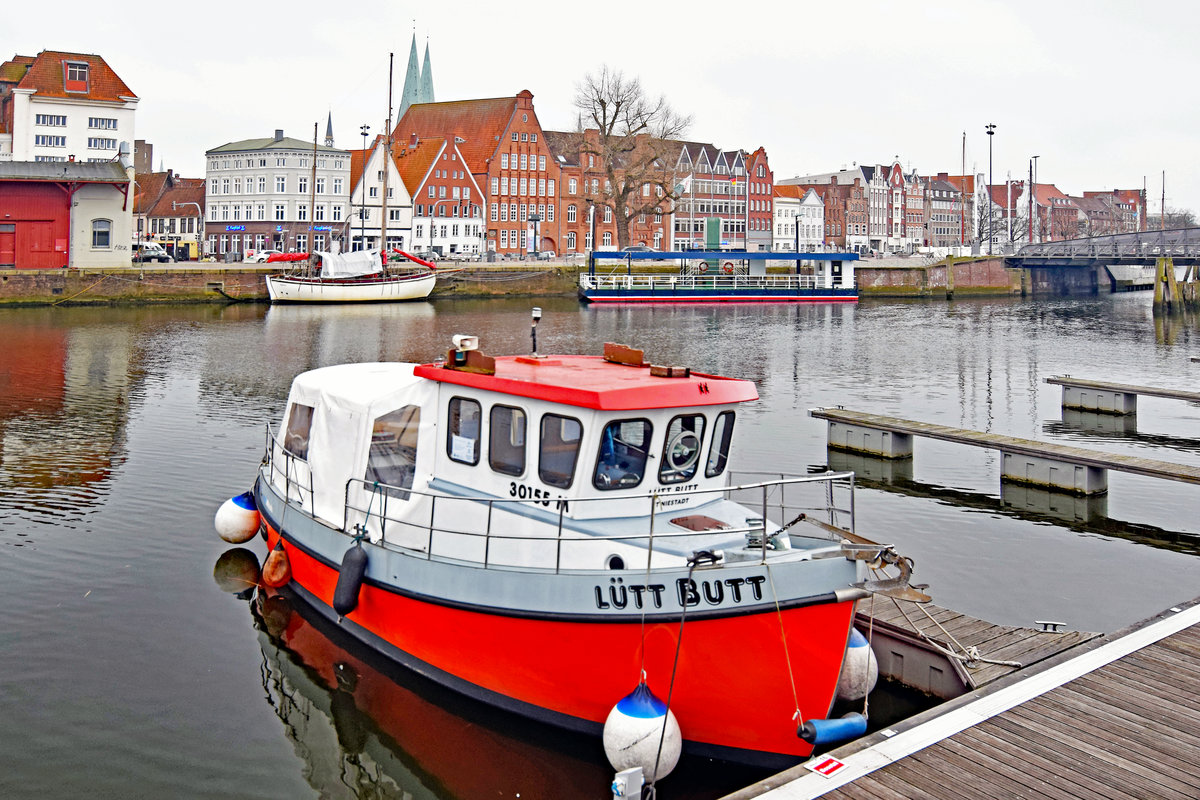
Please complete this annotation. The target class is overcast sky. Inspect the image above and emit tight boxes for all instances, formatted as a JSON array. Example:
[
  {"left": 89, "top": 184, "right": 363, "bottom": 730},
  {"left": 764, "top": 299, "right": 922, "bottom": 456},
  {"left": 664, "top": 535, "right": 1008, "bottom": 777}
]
[{"left": 13, "top": 0, "right": 1198, "bottom": 213}]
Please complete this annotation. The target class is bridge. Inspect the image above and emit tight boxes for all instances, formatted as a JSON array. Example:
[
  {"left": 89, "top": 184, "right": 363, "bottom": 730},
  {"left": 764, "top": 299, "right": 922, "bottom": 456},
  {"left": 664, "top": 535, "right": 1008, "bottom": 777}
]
[
  {"left": 1011, "top": 226, "right": 1200, "bottom": 266},
  {"left": 1004, "top": 227, "right": 1200, "bottom": 300}
]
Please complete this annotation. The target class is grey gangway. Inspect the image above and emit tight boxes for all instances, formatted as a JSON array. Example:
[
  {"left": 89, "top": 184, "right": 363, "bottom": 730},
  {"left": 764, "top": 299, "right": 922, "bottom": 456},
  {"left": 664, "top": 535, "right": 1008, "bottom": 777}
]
[{"left": 809, "top": 407, "right": 1200, "bottom": 495}]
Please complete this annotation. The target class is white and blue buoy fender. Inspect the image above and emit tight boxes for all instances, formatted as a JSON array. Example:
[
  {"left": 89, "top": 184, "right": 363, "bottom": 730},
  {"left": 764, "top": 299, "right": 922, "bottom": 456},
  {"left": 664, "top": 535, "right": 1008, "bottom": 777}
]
[
  {"left": 836, "top": 627, "right": 879, "bottom": 703},
  {"left": 602, "top": 682, "right": 681, "bottom": 783},
  {"left": 215, "top": 491, "right": 260, "bottom": 544}
]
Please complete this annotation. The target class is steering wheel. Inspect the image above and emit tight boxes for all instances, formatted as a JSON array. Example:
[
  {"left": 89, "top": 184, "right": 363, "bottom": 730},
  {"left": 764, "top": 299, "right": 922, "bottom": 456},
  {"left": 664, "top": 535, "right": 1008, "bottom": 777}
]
[{"left": 664, "top": 430, "right": 700, "bottom": 472}]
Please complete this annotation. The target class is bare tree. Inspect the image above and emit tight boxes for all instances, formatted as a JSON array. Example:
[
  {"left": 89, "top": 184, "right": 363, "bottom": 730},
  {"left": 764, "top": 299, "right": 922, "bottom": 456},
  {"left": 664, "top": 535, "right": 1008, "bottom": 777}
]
[
  {"left": 573, "top": 66, "right": 691, "bottom": 249},
  {"left": 1148, "top": 207, "right": 1198, "bottom": 230}
]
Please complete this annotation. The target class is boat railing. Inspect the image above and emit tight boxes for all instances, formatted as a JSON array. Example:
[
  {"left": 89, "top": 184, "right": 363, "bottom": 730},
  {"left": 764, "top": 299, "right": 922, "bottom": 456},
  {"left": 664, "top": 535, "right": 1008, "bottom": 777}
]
[
  {"left": 579, "top": 273, "right": 843, "bottom": 291},
  {"left": 335, "top": 470, "right": 862, "bottom": 573},
  {"left": 264, "top": 424, "right": 315, "bottom": 515}
]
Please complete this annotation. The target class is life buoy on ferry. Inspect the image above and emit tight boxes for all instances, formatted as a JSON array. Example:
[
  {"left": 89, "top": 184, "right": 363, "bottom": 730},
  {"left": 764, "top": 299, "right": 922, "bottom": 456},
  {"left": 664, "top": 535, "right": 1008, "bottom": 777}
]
[
  {"left": 698, "top": 262, "right": 709, "bottom": 274},
  {"left": 721, "top": 262, "right": 735, "bottom": 274}
]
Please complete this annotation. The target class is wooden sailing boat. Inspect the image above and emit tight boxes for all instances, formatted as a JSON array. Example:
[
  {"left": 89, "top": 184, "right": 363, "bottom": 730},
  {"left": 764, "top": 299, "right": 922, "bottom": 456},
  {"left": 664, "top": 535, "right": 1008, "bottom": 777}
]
[{"left": 264, "top": 58, "right": 438, "bottom": 304}]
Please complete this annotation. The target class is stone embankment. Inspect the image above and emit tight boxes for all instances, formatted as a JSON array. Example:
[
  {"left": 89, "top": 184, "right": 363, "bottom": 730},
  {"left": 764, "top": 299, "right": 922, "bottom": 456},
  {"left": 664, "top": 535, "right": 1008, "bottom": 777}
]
[{"left": 0, "top": 256, "right": 1041, "bottom": 306}]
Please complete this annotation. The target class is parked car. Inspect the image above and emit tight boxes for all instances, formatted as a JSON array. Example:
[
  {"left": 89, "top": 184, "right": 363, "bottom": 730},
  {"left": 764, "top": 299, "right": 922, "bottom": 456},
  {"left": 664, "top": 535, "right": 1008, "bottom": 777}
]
[
  {"left": 621, "top": 245, "right": 654, "bottom": 252},
  {"left": 535, "top": 250, "right": 556, "bottom": 260},
  {"left": 246, "top": 250, "right": 283, "bottom": 263},
  {"left": 132, "top": 242, "right": 173, "bottom": 263}
]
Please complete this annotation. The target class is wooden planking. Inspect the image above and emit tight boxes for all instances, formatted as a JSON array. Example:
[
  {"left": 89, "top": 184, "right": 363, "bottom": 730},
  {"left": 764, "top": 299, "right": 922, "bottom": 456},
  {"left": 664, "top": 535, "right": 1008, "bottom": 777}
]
[
  {"left": 1046, "top": 375, "right": 1200, "bottom": 403},
  {"left": 806, "top": 609, "right": 1200, "bottom": 800},
  {"left": 858, "top": 599, "right": 1099, "bottom": 690},
  {"left": 810, "top": 407, "right": 1200, "bottom": 486}
]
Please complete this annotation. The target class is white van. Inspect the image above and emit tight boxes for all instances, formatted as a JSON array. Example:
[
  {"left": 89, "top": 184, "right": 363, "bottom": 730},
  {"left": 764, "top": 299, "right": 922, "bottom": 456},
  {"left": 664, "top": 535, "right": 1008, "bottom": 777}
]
[{"left": 133, "top": 242, "right": 173, "bottom": 263}]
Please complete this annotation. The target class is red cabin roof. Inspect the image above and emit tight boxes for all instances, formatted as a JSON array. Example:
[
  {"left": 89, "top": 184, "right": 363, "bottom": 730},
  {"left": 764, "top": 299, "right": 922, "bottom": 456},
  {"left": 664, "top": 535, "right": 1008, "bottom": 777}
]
[{"left": 414, "top": 354, "right": 758, "bottom": 410}]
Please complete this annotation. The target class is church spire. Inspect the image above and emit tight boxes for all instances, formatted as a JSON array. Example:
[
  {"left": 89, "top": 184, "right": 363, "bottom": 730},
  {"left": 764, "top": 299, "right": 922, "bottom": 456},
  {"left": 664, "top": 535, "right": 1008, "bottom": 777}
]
[
  {"left": 418, "top": 40, "right": 435, "bottom": 104},
  {"left": 324, "top": 111, "right": 334, "bottom": 147},
  {"left": 397, "top": 33, "right": 421, "bottom": 126}
]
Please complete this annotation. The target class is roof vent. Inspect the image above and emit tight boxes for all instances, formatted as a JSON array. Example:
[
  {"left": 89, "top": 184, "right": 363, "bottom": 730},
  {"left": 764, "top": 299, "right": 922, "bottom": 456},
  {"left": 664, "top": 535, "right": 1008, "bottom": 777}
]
[{"left": 273, "top": 129, "right": 284, "bottom": 142}]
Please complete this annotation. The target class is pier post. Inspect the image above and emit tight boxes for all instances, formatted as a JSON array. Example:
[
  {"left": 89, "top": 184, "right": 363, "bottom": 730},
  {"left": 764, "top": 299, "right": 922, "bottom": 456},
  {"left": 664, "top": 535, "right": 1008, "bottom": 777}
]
[
  {"left": 1059, "top": 385, "right": 1137, "bottom": 415},
  {"left": 1000, "top": 453, "right": 1107, "bottom": 495},
  {"left": 826, "top": 421, "right": 913, "bottom": 459},
  {"left": 1153, "top": 257, "right": 1182, "bottom": 312}
]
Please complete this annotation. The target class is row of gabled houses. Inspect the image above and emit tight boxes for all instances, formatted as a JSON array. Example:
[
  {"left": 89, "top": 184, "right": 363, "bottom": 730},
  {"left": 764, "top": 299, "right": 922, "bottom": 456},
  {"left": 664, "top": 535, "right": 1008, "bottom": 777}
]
[{"left": 0, "top": 45, "right": 1153, "bottom": 269}]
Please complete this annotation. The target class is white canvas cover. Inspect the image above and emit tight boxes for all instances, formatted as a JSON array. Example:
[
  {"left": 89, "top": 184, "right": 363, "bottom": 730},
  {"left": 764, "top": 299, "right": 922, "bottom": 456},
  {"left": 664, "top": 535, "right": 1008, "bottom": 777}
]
[
  {"left": 274, "top": 362, "right": 438, "bottom": 527},
  {"left": 317, "top": 248, "right": 383, "bottom": 278}
]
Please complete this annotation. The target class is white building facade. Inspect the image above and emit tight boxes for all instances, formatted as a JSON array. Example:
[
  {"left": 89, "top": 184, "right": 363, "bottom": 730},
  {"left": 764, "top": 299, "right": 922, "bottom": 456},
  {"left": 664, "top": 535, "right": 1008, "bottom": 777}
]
[
  {"left": 205, "top": 130, "right": 351, "bottom": 258},
  {"left": 1, "top": 50, "right": 138, "bottom": 164},
  {"left": 348, "top": 136, "right": 413, "bottom": 253}
]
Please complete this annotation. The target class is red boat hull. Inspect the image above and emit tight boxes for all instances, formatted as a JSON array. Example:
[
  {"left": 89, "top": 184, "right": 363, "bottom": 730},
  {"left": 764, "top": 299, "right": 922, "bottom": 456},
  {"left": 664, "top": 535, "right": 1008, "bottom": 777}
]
[{"left": 265, "top": 524, "right": 856, "bottom": 763}]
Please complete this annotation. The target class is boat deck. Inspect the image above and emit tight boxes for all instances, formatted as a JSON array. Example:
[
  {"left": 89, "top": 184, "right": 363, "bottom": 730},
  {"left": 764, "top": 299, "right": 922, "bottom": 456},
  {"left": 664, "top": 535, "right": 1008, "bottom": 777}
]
[{"left": 727, "top": 597, "right": 1200, "bottom": 799}]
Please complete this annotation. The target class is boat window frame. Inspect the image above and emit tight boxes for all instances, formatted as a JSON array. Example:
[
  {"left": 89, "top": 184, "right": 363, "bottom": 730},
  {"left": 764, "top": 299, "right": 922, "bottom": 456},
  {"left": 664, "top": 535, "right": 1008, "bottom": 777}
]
[
  {"left": 658, "top": 413, "right": 706, "bottom": 485},
  {"left": 705, "top": 410, "right": 736, "bottom": 478},
  {"left": 538, "top": 412, "right": 584, "bottom": 489},
  {"left": 283, "top": 402, "right": 314, "bottom": 460},
  {"left": 446, "top": 396, "right": 482, "bottom": 466},
  {"left": 592, "top": 417, "right": 653, "bottom": 491},
  {"left": 488, "top": 403, "right": 527, "bottom": 477}
]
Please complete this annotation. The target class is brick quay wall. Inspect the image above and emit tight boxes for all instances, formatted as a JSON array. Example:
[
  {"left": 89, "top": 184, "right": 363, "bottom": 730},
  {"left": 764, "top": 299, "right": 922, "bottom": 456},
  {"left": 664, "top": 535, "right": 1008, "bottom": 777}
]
[{"left": 0, "top": 257, "right": 1091, "bottom": 306}]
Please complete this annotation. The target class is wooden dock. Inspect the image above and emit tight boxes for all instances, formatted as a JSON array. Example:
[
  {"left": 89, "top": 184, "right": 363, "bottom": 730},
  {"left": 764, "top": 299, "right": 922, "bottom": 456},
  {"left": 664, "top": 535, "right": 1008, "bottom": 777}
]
[
  {"left": 857, "top": 599, "right": 1100, "bottom": 698},
  {"left": 727, "top": 598, "right": 1200, "bottom": 800},
  {"left": 1046, "top": 375, "right": 1200, "bottom": 416},
  {"left": 810, "top": 407, "right": 1200, "bottom": 493}
]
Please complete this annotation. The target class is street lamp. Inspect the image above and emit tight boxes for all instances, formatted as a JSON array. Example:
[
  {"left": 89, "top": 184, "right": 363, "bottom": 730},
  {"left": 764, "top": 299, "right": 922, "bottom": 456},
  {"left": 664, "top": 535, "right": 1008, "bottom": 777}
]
[
  {"left": 172, "top": 201, "right": 203, "bottom": 261},
  {"left": 985, "top": 123, "right": 996, "bottom": 255},
  {"left": 359, "top": 124, "right": 370, "bottom": 251}
]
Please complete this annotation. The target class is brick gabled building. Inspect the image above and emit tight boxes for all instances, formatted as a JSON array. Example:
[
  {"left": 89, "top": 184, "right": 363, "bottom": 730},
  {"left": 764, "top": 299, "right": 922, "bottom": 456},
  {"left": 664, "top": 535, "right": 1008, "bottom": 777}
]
[
  {"left": 393, "top": 90, "right": 560, "bottom": 256},
  {"left": 744, "top": 147, "right": 774, "bottom": 252},
  {"left": 134, "top": 170, "right": 205, "bottom": 260},
  {"left": 543, "top": 129, "right": 674, "bottom": 254},
  {"left": 393, "top": 135, "right": 485, "bottom": 257},
  {"left": 0, "top": 50, "right": 137, "bottom": 163}
]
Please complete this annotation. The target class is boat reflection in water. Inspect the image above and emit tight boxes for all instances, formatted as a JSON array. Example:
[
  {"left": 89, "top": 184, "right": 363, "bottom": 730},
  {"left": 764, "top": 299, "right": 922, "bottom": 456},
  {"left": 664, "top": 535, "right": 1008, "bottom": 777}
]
[{"left": 245, "top": 581, "right": 771, "bottom": 799}]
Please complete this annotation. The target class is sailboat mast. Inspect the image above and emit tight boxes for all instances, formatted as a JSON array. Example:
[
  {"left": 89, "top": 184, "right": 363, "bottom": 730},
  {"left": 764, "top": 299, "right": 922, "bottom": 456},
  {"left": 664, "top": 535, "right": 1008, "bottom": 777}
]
[
  {"left": 381, "top": 52, "right": 392, "bottom": 263},
  {"left": 308, "top": 122, "right": 318, "bottom": 275}
]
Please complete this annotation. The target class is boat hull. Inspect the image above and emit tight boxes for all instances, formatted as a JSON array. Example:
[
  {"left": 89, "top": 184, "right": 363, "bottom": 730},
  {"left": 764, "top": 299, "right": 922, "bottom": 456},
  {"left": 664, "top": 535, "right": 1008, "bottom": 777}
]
[
  {"left": 266, "top": 272, "right": 435, "bottom": 303},
  {"left": 257, "top": 488, "right": 859, "bottom": 765},
  {"left": 581, "top": 287, "right": 859, "bottom": 304}
]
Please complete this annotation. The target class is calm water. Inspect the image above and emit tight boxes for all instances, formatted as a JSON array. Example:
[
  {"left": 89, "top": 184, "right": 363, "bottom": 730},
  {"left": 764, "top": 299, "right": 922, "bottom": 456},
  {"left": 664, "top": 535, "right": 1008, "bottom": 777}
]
[{"left": 2, "top": 295, "right": 1199, "bottom": 799}]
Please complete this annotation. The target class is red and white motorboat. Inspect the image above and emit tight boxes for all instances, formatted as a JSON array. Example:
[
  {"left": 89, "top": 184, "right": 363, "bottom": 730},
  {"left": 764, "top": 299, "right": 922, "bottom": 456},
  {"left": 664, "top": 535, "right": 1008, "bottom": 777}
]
[{"left": 235, "top": 328, "right": 924, "bottom": 768}]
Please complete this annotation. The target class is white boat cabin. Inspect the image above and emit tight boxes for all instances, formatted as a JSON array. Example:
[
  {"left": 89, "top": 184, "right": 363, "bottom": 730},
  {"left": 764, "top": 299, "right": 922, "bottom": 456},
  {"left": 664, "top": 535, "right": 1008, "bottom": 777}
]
[{"left": 270, "top": 341, "right": 766, "bottom": 570}]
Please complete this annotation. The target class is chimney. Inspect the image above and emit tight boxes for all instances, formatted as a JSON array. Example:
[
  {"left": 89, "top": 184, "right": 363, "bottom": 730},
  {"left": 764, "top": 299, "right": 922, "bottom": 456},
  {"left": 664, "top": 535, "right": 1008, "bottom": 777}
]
[{"left": 274, "top": 129, "right": 284, "bottom": 142}]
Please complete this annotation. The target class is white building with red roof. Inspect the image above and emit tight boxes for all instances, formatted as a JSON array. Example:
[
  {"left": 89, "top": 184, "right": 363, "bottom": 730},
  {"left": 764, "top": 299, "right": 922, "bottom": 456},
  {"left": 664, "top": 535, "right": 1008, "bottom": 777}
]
[
  {"left": 0, "top": 50, "right": 137, "bottom": 163},
  {"left": 393, "top": 134, "right": 485, "bottom": 258}
]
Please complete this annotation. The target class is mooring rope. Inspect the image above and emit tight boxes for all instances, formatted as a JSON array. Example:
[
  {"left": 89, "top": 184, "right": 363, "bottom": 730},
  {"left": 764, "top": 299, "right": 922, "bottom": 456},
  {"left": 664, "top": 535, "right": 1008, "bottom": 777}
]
[
  {"left": 765, "top": 564, "right": 803, "bottom": 725},
  {"left": 887, "top": 595, "right": 1023, "bottom": 668}
]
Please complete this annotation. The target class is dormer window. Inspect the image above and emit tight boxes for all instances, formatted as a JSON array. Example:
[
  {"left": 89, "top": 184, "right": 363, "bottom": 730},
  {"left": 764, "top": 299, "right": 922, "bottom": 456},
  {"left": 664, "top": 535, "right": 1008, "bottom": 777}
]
[{"left": 64, "top": 61, "right": 89, "bottom": 93}]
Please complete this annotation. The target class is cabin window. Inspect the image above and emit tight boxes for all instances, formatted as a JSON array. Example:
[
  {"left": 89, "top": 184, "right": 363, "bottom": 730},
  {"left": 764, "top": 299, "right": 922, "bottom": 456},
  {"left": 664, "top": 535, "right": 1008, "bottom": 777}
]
[
  {"left": 594, "top": 419, "right": 652, "bottom": 490},
  {"left": 489, "top": 405, "right": 526, "bottom": 476},
  {"left": 366, "top": 405, "right": 421, "bottom": 497},
  {"left": 539, "top": 414, "right": 583, "bottom": 489},
  {"left": 659, "top": 414, "right": 705, "bottom": 484},
  {"left": 447, "top": 397, "right": 481, "bottom": 465},
  {"left": 705, "top": 411, "right": 735, "bottom": 478},
  {"left": 283, "top": 403, "right": 314, "bottom": 460}
]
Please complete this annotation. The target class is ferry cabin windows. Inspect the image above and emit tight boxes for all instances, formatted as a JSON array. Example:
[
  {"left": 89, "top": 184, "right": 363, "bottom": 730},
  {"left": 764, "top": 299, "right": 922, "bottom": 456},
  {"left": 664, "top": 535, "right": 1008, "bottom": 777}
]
[
  {"left": 284, "top": 403, "right": 315, "bottom": 460},
  {"left": 366, "top": 406, "right": 421, "bottom": 498},
  {"left": 594, "top": 420, "right": 651, "bottom": 490},
  {"left": 539, "top": 414, "right": 583, "bottom": 489},
  {"left": 447, "top": 397, "right": 482, "bottom": 465},
  {"left": 705, "top": 411, "right": 735, "bottom": 478},
  {"left": 489, "top": 405, "right": 526, "bottom": 476},
  {"left": 659, "top": 414, "right": 705, "bottom": 484}
]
